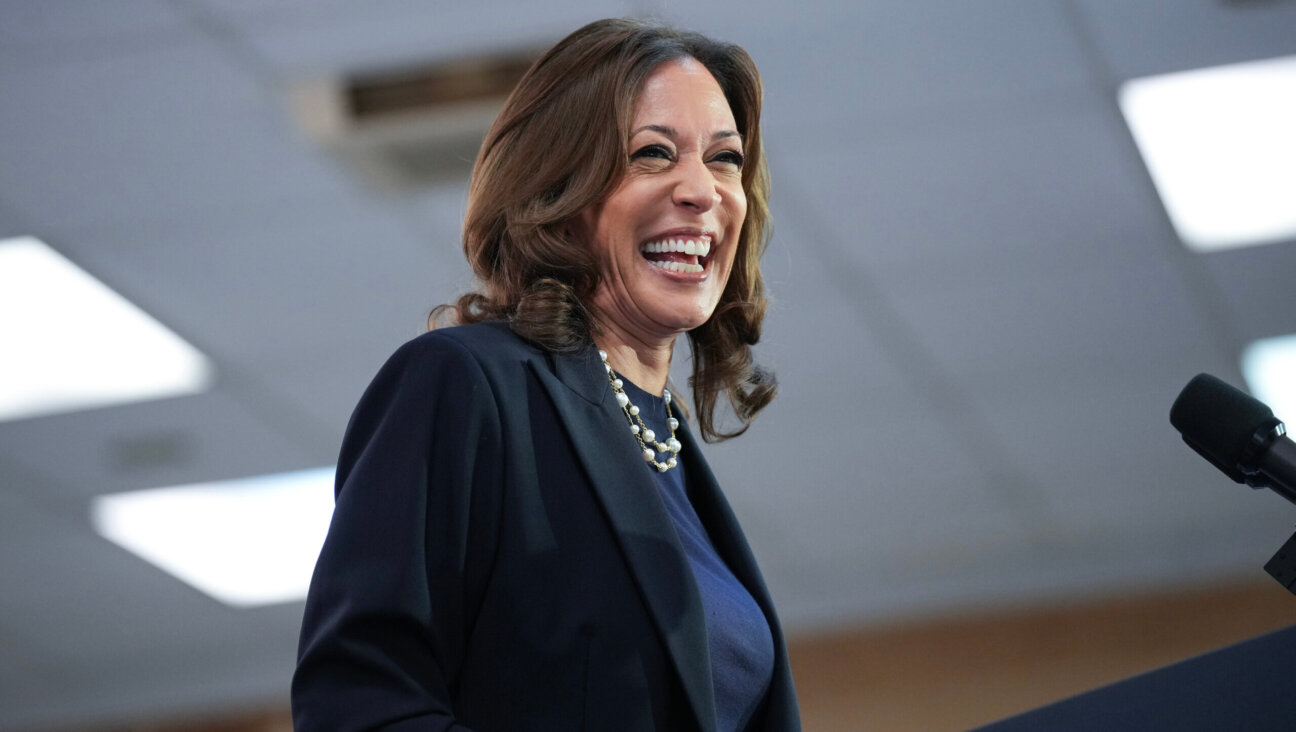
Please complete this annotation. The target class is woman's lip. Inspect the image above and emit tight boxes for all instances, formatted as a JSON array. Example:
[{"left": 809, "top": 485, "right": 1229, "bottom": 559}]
[
  {"left": 638, "top": 230, "right": 717, "bottom": 258},
  {"left": 637, "top": 228, "right": 718, "bottom": 280},
  {"left": 644, "top": 257, "right": 710, "bottom": 279},
  {"left": 639, "top": 248, "right": 712, "bottom": 280},
  {"left": 644, "top": 227, "right": 712, "bottom": 241}
]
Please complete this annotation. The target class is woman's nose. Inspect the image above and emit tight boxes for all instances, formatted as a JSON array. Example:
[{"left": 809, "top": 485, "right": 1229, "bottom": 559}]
[{"left": 672, "top": 158, "right": 721, "bottom": 212}]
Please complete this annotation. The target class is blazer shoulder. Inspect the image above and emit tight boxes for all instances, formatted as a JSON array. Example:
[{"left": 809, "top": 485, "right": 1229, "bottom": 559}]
[
  {"left": 368, "top": 321, "right": 554, "bottom": 413},
  {"left": 395, "top": 321, "right": 540, "bottom": 371},
  {"left": 383, "top": 320, "right": 606, "bottom": 408}
]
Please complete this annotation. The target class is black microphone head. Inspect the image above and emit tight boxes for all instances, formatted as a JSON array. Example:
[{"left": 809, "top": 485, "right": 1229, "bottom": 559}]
[{"left": 1170, "top": 373, "right": 1281, "bottom": 483}]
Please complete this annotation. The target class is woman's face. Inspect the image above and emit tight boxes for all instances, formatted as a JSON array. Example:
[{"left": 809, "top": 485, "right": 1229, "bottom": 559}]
[{"left": 579, "top": 56, "right": 747, "bottom": 345}]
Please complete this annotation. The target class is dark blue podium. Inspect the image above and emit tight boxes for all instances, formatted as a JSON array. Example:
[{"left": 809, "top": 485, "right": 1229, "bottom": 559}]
[{"left": 974, "top": 624, "right": 1296, "bottom": 731}]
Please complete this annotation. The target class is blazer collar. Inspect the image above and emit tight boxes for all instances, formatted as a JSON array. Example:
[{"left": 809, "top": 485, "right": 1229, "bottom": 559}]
[
  {"left": 535, "top": 345, "right": 718, "bottom": 732},
  {"left": 549, "top": 341, "right": 609, "bottom": 406}
]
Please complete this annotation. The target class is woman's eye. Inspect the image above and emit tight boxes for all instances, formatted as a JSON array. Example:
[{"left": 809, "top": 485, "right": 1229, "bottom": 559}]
[
  {"left": 631, "top": 144, "right": 673, "bottom": 161},
  {"left": 712, "top": 150, "right": 745, "bottom": 168}
]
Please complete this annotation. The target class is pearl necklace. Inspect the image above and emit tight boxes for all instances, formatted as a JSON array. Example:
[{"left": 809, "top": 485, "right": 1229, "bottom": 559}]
[{"left": 599, "top": 349, "right": 683, "bottom": 472}]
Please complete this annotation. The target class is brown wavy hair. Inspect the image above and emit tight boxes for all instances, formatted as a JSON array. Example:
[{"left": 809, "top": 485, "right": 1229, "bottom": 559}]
[{"left": 435, "top": 17, "right": 775, "bottom": 442}]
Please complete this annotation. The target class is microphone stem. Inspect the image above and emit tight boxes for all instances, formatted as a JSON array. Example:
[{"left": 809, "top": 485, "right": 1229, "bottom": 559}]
[{"left": 1260, "top": 437, "right": 1296, "bottom": 506}]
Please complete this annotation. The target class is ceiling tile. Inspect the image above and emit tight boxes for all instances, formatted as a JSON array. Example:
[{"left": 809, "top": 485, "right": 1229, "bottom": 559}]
[
  {"left": 775, "top": 88, "right": 1167, "bottom": 276},
  {"left": 0, "top": 388, "right": 319, "bottom": 501},
  {"left": 671, "top": 0, "right": 1092, "bottom": 138},
  {"left": 1075, "top": 0, "right": 1296, "bottom": 79},
  {"left": 0, "top": 36, "right": 355, "bottom": 239},
  {"left": 0, "top": 1, "right": 191, "bottom": 69},
  {"left": 1200, "top": 242, "right": 1296, "bottom": 345},
  {"left": 220, "top": 0, "right": 640, "bottom": 74}
]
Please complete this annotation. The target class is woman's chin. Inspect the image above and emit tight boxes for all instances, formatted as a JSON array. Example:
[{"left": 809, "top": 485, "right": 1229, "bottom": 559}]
[{"left": 648, "top": 299, "right": 719, "bottom": 335}]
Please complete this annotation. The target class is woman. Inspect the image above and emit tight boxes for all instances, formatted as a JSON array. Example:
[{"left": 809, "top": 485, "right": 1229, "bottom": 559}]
[{"left": 293, "top": 18, "right": 800, "bottom": 731}]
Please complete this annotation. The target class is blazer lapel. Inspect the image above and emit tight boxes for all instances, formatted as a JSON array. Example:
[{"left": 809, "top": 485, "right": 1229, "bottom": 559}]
[
  {"left": 679, "top": 418, "right": 801, "bottom": 727},
  {"left": 531, "top": 347, "right": 717, "bottom": 732},
  {"left": 676, "top": 419, "right": 779, "bottom": 622}
]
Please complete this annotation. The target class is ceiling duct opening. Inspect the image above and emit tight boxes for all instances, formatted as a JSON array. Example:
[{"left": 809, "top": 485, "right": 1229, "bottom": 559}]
[{"left": 290, "top": 50, "right": 540, "bottom": 191}]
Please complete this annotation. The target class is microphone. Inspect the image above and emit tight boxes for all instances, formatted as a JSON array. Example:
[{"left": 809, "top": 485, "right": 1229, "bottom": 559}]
[
  {"left": 1173, "top": 373, "right": 1296, "bottom": 593},
  {"left": 1170, "top": 373, "right": 1296, "bottom": 505}
]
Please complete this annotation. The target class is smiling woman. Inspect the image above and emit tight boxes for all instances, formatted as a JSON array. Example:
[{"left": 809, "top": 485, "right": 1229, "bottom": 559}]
[
  {"left": 579, "top": 57, "right": 748, "bottom": 391},
  {"left": 453, "top": 17, "right": 776, "bottom": 442},
  {"left": 293, "top": 18, "right": 799, "bottom": 732}
]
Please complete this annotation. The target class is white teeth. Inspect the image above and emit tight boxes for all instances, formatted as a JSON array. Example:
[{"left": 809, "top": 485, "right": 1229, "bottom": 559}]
[
  {"left": 640, "top": 237, "right": 711, "bottom": 257},
  {"left": 648, "top": 259, "right": 704, "bottom": 274}
]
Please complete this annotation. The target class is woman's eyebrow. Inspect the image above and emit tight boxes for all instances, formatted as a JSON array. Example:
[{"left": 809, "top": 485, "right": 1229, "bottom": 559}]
[
  {"left": 632, "top": 124, "right": 678, "bottom": 138},
  {"left": 631, "top": 124, "right": 743, "bottom": 142}
]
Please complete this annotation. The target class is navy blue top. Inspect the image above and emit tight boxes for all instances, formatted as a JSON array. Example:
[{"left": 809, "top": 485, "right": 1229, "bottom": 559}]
[{"left": 621, "top": 378, "right": 775, "bottom": 731}]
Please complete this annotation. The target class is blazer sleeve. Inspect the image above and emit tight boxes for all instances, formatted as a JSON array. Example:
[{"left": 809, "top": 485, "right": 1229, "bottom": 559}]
[{"left": 292, "top": 334, "right": 503, "bottom": 731}]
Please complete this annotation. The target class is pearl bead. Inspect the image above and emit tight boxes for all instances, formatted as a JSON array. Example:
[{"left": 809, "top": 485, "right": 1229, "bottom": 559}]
[
  {"left": 666, "top": 458, "right": 677, "bottom": 468},
  {"left": 667, "top": 438, "right": 681, "bottom": 452},
  {"left": 663, "top": 390, "right": 671, "bottom": 403},
  {"left": 630, "top": 425, "right": 640, "bottom": 434},
  {"left": 643, "top": 448, "right": 655, "bottom": 461},
  {"left": 615, "top": 392, "right": 629, "bottom": 408},
  {"left": 668, "top": 418, "right": 679, "bottom": 430},
  {"left": 629, "top": 405, "right": 639, "bottom": 416},
  {"left": 612, "top": 378, "right": 623, "bottom": 389},
  {"left": 643, "top": 429, "right": 656, "bottom": 443},
  {"left": 598, "top": 350, "right": 607, "bottom": 360}
]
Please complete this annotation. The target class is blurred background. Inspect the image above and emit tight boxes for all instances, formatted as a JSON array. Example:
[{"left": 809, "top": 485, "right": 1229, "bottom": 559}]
[{"left": 2, "top": 1, "right": 1295, "bottom": 730}]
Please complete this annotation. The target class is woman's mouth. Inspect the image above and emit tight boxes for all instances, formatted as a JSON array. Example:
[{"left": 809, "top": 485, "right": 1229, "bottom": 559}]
[{"left": 639, "top": 236, "right": 713, "bottom": 274}]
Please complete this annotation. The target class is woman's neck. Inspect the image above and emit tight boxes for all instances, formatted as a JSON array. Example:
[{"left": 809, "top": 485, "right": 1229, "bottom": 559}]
[{"left": 593, "top": 321, "right": 675, "bottom": 396}]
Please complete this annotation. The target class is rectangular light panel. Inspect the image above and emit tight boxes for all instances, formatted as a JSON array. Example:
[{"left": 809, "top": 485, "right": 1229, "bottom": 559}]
[
  {"left": 1242, "top": 334, "right": 1296, "bottom": 424},
  {"left": 1119, "top": 55, "right": 1296, "bottom": 252},
  {"left": 92, "top": 467, "right": 337, "bottom": 608},
  {"left": 0, "top": 236, "right": 213, "bottom": 421}
]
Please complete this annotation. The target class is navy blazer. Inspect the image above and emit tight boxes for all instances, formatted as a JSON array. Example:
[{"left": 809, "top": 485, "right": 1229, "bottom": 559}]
[{"left": 293, "top": 321, "right": 800, "bottom": 731}]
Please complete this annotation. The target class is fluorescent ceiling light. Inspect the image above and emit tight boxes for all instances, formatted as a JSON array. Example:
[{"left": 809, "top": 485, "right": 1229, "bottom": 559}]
[
  {"left": 92, "top": 467, "right": 337, "bottom": 608},
  {"left": 1119, "top": 55, "right": 1296, "bottom": 252},
  {"left": 0, "top": 236, "right": 213, "bottom": 422},
  {"left": 1242, "top": 334, "right": 1296, "bottom": 424}
]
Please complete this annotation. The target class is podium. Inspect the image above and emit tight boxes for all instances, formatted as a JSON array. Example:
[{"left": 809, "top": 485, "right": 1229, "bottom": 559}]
[{"left": 974, "top": 624, "right": 1296, "bottom": 731}]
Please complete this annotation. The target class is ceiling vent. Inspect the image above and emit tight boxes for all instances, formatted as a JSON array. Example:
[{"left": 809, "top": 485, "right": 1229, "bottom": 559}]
[{"left": 290, "top": 50, "right": 539, "bottom": 191}]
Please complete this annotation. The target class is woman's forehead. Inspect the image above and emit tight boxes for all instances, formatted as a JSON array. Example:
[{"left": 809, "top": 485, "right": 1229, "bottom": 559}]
[{"left": 630, "top": 58, "right": 737, "bottom": 133}]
